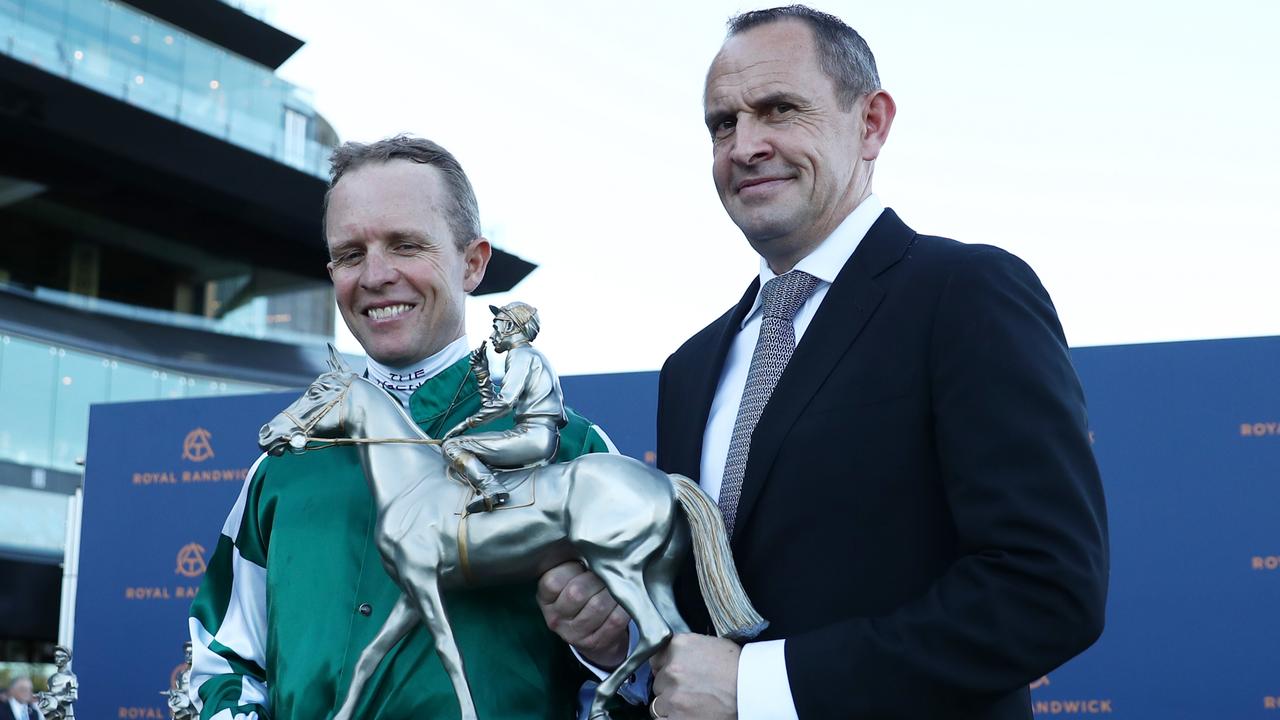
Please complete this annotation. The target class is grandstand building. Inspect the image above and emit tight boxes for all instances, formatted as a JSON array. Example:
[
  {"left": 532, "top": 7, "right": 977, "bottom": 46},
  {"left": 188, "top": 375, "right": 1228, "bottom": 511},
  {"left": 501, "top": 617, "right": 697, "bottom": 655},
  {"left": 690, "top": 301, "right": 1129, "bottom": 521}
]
[{"left": 0, "top": 0, "right": 533, "bottom": 662}]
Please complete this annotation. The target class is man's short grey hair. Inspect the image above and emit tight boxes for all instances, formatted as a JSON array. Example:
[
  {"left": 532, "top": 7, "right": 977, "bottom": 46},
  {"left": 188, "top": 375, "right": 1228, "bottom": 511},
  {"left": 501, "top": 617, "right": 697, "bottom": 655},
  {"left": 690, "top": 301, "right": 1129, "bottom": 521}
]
[
  {"left": 726, "top": 5, "right": 880, "bottom": 111},
  {"left": 6, "top": 675, "right": 31, "bottom": 690},
  {"left": 323, "top": 134, "right": 481, "bottom": 251}
]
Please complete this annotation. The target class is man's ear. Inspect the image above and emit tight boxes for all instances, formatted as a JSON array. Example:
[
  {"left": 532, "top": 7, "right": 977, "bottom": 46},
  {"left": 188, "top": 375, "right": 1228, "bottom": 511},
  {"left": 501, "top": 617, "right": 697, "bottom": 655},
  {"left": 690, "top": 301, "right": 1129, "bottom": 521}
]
[
  {"left": 860, "top": 89, "right": 897, "bottom": 161},
  {"left": 462, "top": 237, "right": 492, "bottom": 293}
]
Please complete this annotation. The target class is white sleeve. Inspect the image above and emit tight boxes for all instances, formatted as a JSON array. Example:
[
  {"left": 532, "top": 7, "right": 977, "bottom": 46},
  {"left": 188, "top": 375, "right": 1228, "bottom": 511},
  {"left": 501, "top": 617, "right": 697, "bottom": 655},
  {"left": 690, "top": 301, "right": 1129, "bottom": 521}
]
[
  {"left": 737, "top": 639, "right": 799, "bottom": 720},
  {"left": 188, "top": 455, "right": 272, "bottom": 718}
]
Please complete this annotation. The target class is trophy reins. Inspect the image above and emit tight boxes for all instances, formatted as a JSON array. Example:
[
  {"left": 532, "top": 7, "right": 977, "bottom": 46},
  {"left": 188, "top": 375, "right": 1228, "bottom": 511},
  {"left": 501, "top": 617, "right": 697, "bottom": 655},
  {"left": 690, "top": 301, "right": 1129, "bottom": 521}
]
[{"left": 280, "top": 380, "right": 443, "bottom": 451}]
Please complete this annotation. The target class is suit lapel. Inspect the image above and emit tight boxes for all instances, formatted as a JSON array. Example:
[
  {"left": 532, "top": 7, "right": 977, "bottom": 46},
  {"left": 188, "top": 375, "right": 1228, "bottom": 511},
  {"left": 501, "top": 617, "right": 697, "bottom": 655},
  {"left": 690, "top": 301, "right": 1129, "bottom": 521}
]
[
  {"left": 730, "top": 210, "right": 916, "bottom": 544},
  {"left": 672, "top": 279, "right": 761, "bottom": 479},
  {"left": 671, "top": 280, "right": 761, "bottom": 633}
]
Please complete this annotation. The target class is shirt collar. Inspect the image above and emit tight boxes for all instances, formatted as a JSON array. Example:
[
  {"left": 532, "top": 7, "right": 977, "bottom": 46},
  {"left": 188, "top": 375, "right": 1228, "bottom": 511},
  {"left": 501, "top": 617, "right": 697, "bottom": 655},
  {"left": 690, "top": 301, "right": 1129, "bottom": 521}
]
[
  {"left": 364, "top": 334, "right": 471, "bottom": 405},
  {"left": 740, "top": 194, "right": 885, "bottom": 328}
]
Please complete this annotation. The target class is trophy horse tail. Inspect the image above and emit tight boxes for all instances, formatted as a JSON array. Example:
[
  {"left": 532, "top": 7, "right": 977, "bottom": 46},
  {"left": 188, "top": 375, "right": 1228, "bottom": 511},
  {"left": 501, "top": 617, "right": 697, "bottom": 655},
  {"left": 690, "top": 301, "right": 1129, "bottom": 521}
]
[{"left": 669, "top": 473, "right": 768, "bottom": 641}]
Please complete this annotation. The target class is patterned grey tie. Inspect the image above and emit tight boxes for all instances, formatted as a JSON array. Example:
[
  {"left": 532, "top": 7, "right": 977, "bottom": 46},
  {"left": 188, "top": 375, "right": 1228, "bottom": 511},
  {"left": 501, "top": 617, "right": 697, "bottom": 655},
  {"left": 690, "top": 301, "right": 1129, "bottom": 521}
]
[{"left": 718, "top": 270, "right": 821, "bottom": 537}]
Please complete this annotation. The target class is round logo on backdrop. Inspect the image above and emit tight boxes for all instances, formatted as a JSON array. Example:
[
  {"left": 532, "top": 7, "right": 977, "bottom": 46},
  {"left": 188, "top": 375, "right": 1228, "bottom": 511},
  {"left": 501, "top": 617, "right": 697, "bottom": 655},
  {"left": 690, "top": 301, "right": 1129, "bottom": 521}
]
[
  {"left": 176, "top": 543, "right": 208, "bottom": 578},
  {"left": 182, "top": 427, "right": 215, "bottom": 462}
]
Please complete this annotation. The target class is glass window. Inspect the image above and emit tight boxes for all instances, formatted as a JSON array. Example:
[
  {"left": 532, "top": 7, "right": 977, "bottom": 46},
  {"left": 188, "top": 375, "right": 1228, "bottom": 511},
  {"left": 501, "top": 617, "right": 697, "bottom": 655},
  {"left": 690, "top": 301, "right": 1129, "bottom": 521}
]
[
  {"left": 50, "top": 349, "right": 110, "bottom": 470},
  {"left": 22, "top": 0, "right": 64, "bottom": 35},
  {"left": 106, "top": 358, "right": 158, "bottom": 404},
  {"left": 179, "top": 41, "right": 228, "bottom": 137},
  {"left": 106, "top": 359, "right": 160, "bottom": 403},
  {"left": 305, "top": 137, "right": 330, "bottom": 176},
  {"left": 62, "top": 0, "right": 104, "bottom": 37},
  {"left": 158, "top": 370, "right": 195, "bottom": 400},
  {"left": 0, "top": 335, "right": 57, "bottom": 467},
  {"left": 137, "top": 14, "right": 182, "bottom": 118},
  {"left": 185, "top": 376, "right": 220, "bottom": 399},
  {"left": 12, "top": 0, "right": 66, "bottom": 72},
  {"left": 0, "top": 486, "right": 68, "bottom": 556},
  {"left": 103, "top": 0, "right": 144, "bottom": 71},
  {"left": 195, "top": 378, "right": 222, "bottom": 397},
  {"left": 63, "top": 0, "right": 113, "bottom": 95},
  {"left": 105, "top": 1, "right": 149, "bottom": 108},
  {"left": 0, "top": 0, "right": 22, "bottom": 51},
  {"left": 2, "top": 0, "right": 330, "bottom": 179},
  {"left": 283, "top": 107, "right": 307, "bottom": 168},
  {"left": 223, "top": 55, "right": 277, "bottom": 157},
  {"left": 220, "top": 380, "right": 271, "bottom": 397}
]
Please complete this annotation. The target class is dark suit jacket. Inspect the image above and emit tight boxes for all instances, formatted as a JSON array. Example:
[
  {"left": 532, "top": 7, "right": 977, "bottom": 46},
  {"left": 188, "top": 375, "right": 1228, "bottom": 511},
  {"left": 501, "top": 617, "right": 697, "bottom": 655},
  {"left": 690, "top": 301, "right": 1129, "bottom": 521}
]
[
  {"left": 0, "top": 700, "right": 38, "bottom": 720},
  {"left": 657, "top": 210, "right": 1108, "bottom": 719}
]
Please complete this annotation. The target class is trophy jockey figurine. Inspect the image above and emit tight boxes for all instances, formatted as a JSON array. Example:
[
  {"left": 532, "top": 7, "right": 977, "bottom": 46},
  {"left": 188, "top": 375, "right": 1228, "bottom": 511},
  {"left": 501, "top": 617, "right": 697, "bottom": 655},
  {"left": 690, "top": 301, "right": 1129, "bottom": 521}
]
[
  {"left": 163, "top": 641, "right": 196, "bottom": 720},
  {"left": 442, "top": 302, "right": 567, "bottom": 513},
  {"left": 35, "top": 645, "right": 77, "bottom": 720}
]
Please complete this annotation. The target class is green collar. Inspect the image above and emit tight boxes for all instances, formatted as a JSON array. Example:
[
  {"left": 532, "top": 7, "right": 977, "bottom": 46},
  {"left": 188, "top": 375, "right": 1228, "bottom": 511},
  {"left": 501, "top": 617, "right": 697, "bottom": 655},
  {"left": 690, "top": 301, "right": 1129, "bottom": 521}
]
[{"left": 407, "top": 355, "right": 481, "bottom": 436}]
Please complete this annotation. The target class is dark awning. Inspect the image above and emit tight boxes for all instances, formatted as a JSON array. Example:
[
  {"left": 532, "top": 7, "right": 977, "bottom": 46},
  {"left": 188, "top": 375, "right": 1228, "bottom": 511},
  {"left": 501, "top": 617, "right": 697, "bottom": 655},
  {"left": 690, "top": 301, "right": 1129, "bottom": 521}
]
[{"left": 121, "top": 0, "right": 306, "bottom": 71}]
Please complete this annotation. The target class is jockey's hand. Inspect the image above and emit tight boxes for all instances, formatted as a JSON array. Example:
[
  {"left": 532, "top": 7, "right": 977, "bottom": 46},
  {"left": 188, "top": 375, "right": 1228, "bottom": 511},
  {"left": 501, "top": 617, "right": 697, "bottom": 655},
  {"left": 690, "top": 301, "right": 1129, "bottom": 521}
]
[
  {"left": 442, "top": 419, "right": 471, "bottom": 441},
  {"left": 470, "top": 341, "right": 489, "bottom": 368},
  {"left": 537, "top": 561, "right": 630, "bottom": 670}
]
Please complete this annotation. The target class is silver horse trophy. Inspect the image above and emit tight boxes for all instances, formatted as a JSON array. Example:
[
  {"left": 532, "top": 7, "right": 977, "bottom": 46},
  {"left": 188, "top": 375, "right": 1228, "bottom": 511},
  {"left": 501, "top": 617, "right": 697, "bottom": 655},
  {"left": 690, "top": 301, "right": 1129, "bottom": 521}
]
[{"left": 259, "top": 346, "right": 765, "bottom": 720}]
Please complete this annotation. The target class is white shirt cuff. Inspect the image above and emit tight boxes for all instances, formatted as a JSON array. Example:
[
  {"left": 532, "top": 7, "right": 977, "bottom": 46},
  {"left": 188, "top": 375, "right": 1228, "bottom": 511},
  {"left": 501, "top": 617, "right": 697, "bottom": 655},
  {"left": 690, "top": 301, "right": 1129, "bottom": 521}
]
[{"left": 737, "top": 639, "right": 799, "bottom": 720}]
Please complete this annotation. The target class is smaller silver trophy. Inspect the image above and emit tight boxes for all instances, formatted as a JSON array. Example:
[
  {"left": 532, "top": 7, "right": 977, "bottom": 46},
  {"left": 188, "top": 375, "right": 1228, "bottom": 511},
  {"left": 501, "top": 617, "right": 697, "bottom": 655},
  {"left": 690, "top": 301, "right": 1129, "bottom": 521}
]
[
  {"left": 35, "top": 645, "right": 77, "bottom": 720},
  {"left": 161, "top": 641, "right": 195, "bottom": 720}
]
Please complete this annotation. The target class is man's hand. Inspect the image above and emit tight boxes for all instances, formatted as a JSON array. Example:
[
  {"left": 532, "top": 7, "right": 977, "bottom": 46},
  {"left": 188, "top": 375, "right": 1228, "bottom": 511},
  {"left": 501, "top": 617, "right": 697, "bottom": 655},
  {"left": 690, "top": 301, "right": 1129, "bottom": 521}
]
[
  {"left": 651, "top": 634, "right": 739, "bottom": 720},
  {"left": 536, "top": 561, "right": 631, "bottom": 669}
]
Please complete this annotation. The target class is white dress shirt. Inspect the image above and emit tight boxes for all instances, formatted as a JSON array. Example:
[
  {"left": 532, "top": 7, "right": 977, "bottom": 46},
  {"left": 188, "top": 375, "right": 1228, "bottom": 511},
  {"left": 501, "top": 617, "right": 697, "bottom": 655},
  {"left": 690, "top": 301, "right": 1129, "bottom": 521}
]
[
  {"left": 7, "top": 698, "right": 43, "bottom": 720},
  {"left": 700, "top": 194, "right": 884, "bottom": 720}
]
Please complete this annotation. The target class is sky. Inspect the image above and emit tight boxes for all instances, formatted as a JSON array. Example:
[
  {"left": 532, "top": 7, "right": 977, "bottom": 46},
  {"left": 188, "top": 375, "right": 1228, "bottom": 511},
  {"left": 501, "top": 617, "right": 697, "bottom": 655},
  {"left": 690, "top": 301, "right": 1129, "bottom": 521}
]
[{"left": 262, "top": 0, "right": 1279, "bottom": 375}]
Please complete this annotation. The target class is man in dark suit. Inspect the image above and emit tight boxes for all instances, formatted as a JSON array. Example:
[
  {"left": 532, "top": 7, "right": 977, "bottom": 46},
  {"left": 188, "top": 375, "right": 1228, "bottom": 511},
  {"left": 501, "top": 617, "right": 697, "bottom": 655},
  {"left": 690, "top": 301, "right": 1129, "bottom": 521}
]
[
  {"left": 539, "top": 6, "right": 1107, "bottom": 719},
  {"left": 1, "top": 677, "right": 41, "bottom": 720}
]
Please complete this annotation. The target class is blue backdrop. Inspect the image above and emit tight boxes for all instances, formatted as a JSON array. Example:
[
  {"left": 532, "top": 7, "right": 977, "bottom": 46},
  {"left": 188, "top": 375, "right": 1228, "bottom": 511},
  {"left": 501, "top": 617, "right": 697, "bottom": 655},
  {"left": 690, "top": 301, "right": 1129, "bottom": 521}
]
[{"left": 75, "top": 337, "right": 1280, "bottom": 718}]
